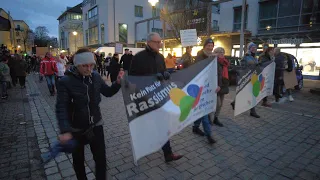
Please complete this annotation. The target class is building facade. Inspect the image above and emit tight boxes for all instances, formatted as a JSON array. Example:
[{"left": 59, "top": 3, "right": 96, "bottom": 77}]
[
  {"left": 13, "top": 20, "right": 31, "bottom": 53},
  {"left": 0, "top": 8, "right": 16, "bottom": 52},
  {"left": 57, "top": 3, "right": 83, "bottom": 54},
  {"left": 82, "top": 0, "right": 163, "bottom": 48}
]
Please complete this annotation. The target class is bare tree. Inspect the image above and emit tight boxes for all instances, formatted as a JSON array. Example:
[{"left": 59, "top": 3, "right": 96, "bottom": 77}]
[
  {"left": 21, "top": 29, "right": 33, "bottom": 52},
  {"left": 160, "top": 0, "right": 210, "bottom": 44},
  {"left": 34, "top": 26, "right": 50, "bottom": 47}
]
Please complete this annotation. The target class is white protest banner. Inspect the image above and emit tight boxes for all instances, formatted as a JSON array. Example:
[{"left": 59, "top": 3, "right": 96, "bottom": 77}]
[
  {"left": 180, "top": 29, "right": 198, "bottom": 47},
  {"left": 122, "top": 58, "right": 217, "bottom": 164},
  {"left": 234, "top": 61, "right": 275, "bottom": 116}
]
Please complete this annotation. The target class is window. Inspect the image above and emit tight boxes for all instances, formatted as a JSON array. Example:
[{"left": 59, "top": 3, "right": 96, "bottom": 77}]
[
  {"left": 16, "top": 31, "right": 20, "bottom": 36},
  {"left": 135, "top": 6, "right": 143, "bottom": 17},
  {"left": 259, "top": 0, "right": 277, "bottom": 19},
  {"left": 90, "top": 0, "right": 96, "bottom": 7},
  {"left": 101, "top": 24, "right": 105, "bottom": 44},
  {"left": 119, "top": 23, "right": 128, "bottom": 43},
  {"left": 212, "top": 4, "right": 220, "bottom": 14},
  {"left": 88, "top": 6, "right": 98, "bottom": 19},
  {"left": 152, "top": 28, "right": 163, "bottom": 36},
  {"left": 17, "top": 25, "right": 20, "bottom": 29},
  {"left": 89, "top": 26, "right": 98, "bottom": 45},
  {"left": 59, "top": 15, "right": 67, "bottom": 24},
  {"left": 278, "top": 0, "right": 300, "bottom": 17},
  {"left": 85, "top": 13, "right": 88, "bottom": 21},
  {"left": 17, "top": 39, "right": 21, "bottom": 43},
  {"left": 233, "top": 6, "right": 247, "bottom": 31},
  {"left": 70, "top": 14, "right": 82, "bottom": 20},
  {"left": 302, "top": 0, "right": 320, "bottom": 13},
  {"left": 152, "top": 7, "right": 160, "bottom": 17},
  {"left": 212, "top": 20, "right": 219, "bottom": 31}
]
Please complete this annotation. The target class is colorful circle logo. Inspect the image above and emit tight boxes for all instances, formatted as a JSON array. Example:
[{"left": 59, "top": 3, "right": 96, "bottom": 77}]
[
  {"left": 169, "top": 84, "right": 203, "bottom": 121},
  {"left": 251, "top": 73, "right": 265, "bottom": 97}
]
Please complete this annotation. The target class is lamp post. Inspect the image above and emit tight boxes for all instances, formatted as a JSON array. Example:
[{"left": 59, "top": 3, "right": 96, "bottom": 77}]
[
  {"left": 73, "top": 31, "right": 78, "bottom": 53},
  {"left": 148, "top": 0, "right": 159, "bottom": 30}
]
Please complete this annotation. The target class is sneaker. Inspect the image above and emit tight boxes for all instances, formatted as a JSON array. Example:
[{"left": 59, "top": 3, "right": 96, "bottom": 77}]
[
  {"left": 165, "top": 154, "right": 183, "bottom": 162},
  {"left": 192, "top": 127, "right": 205, "bottom": 136},
  {"left": 213, "top": 117, "right": 223, "bottom": 127},
  {"left": 207, "top": 136, "right": 216, "bottom": 144},
  {"left": 289, "top": 95, "right": 294, "bottom": 102},
  {"left": 250, "top": 112, "right": 260, "bottom": 118}
]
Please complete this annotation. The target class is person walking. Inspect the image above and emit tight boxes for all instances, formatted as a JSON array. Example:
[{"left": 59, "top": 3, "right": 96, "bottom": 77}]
[
  {"left": 40, "top": 52, "right": 58, "bottom": 96},
  {"left": 238, "top": 42, "right": 261, "bottom": 118},
  {"left": 8, "top": 54, "right": 17, "bottom": 87},
  {"left": 105, "top": 53, "right": 112, "bottom": 79},
  {"left": 14, "top": 55, "right": 28, "bottom": 89},
  {"left": 210, "top": 47, "right": 229, "bottom": 127},
  {"left": 258, "top": 44, "right": 273, "bottom": 107},
  {"left": 0, "top": 57, "right": 10, "bottom": 99},
  {"left": 130, "top": 32, "right": 183, "bottom": 162},
  {"left": 165, "top": 53, "right": 176, "bottom": 73},
  {"left": 181, "top": 46, "right": 194, "bottom": 68},
  {"left": 55, "top": 56, "right": 66, "bottom": 88},
  {"left": 109, "top": 53, "right": 121, "bottom": 82},
  {"left": 274, "top": 48, "right": 286, "bottom": 102},
  {"left": 56, "top": 48, "right": 124, "bottom": 180},
  {"left": 120, "top": 48, "right": 133, "bottom": 71},
  {"left": 191, "top": 38, "right": 218, "bottom": 144}
]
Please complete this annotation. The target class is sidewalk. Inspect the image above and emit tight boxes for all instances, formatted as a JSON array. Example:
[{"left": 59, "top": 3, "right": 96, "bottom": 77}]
[
  {"left": 1, "top": 74, "right": 320, "bottom": 180},
  {"left": 0, "top": 85, "right": 45, "bottom": 180}
]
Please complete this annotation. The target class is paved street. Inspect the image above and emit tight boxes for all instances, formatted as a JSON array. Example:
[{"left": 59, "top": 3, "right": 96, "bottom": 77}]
[{"left": 1, "top": 74, "right": 320, "bottom": 180}]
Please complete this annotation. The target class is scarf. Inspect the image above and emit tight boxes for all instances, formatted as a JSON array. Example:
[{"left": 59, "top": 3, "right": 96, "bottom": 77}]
[{"left": 218, "top": 57, "right": 230, "bottom": 79}]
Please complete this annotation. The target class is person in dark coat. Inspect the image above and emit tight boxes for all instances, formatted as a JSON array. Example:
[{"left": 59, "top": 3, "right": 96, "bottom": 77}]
[
  {"left": 129, "top": 32, "right": 183, "bottom": 163},
  {"left": 14, "top": 55, "right": 28, "bottom": 88},
  {"left": 120, "top": 48, "right": 133, "bottom": 71},
  {"left": 56, "top": 48, "right": 123, "bottom": 180},
  {"left": 109, "top": 53, "right": 121, "bottom": 82}
]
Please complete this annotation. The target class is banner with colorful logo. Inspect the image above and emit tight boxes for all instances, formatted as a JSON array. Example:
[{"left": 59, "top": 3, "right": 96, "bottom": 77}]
[
  {"left": 122, "top": 58, "right": 217, "bottom": 164},
  {"left": 234, "top": 61, "right": 275, "bottom": 116}
]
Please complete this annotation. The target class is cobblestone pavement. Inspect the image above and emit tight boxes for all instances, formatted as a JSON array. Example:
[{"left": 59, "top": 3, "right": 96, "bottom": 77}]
[
  {"left": 0, "top": 84, "right": 45, "bottom": 179},
  {"left": 2, "top": 73, "right": 320, "bottom": 180}
]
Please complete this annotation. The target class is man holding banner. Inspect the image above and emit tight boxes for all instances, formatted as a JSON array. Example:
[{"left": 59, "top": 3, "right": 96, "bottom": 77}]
[{"left": 129, "top": 32, "right": 183, "bottom": 163}]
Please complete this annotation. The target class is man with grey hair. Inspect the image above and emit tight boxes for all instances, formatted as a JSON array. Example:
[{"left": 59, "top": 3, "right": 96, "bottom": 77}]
[{"left": 129, "top": 32, "right": 183, "bottom": 162}]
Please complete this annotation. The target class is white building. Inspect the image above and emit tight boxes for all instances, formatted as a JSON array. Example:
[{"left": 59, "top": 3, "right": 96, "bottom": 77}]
[
  {"left": 57, "top": 3, "right": 84, "bottom": 54},
  {"left": 82, "top": 0, "right": 163, "bottom": 48}
]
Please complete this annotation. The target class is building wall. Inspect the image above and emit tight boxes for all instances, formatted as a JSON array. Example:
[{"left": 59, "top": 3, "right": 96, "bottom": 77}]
[
  {"left": 14, "top": 21, "right": 31, "bottom": 52},
  {"left": 82, "top": 0, "right": 163, "bottom": 47},
  {"left": 58, "top": 13, "right": 83, "bottom": 54},
  {"left": 218, "top": 0, "right": 259, "bottom": 35},
  {"left": 0, "top": 9, "right": 16, "bottom": 52}
]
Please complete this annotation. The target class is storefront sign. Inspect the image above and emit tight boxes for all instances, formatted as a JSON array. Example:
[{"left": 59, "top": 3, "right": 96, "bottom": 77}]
[{"left": 267, "top": 38, "right": 303, "bottom": 45}]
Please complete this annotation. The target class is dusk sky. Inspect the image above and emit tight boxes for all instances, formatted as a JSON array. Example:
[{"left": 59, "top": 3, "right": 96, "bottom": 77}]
[{"left": 2, "top": 0, "right": 82, "bottom": 37}]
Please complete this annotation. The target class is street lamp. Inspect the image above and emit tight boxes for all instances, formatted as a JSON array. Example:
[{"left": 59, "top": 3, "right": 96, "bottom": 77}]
[
  {"left": 17, "top": 45, "right": 21, "bottom": 49},
  {"left": 73, "top": 31, "right": 78, "bottom": 53},
  {"left": 149, "top": 0, "right": 159, "bottom": 30}
]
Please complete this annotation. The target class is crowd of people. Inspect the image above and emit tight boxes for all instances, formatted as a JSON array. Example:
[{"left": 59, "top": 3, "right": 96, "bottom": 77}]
[{"left": 0, "top": 32, "right": 298, "bottom": 179}]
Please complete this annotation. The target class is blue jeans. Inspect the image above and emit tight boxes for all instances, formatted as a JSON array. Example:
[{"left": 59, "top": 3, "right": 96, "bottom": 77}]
[
  {"left": 193, "top": 115, "right": 211, "bottom": 137},
  {"left": 45, "top": 75, "right": 55, "bottom": 93}
]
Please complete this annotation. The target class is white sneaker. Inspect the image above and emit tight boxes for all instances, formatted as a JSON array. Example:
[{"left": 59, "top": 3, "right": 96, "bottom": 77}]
[{"left": 289, "top": 95, "right": 294, "bottom": 102}]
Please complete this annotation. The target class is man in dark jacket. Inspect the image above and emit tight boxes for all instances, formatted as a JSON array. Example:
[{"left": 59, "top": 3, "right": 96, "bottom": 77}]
[
  {"left": 191, "top": 38, "right": 218, "bottom": 144},
  {"left": 181, "top": 46, "right": 194, "bottom": 68},
  {"left": 129, "top": 32, "right": 183, "bottom": 162},
  {"left": 120, "top": 48, "right": 133, "bottom": 71},
  {"left": 56, "top": 48, "right": 123, "bottom": 180}
]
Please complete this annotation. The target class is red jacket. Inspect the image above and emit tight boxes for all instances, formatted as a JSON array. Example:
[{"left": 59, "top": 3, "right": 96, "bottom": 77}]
[{"left": 40, "top": 57, "right": 58, "bottom": 76}]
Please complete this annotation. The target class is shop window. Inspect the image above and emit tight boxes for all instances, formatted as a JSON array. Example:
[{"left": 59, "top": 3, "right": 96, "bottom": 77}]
[
  {"left": 296, "top": 48, "right": 320, "bottom": 76},
  {"left": 89, "top": 26, "right": 98, "bottom": 45},
  {"left": 233, "top": 6, "right": 247, "bottom": 31},
  {"left": 278, "top": 0, "right": 301, "bottom": 17},
  {"left": 119, "top": 23, "right": 128, "bottom": 43},
  {"left": 135, "top": 6, "right": 143, "bottom": 17}
]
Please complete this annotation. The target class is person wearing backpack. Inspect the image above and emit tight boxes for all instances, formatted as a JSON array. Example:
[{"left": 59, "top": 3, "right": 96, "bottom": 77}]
[{"left": 40, "top": 52, "right": 58, "bottom": 96}]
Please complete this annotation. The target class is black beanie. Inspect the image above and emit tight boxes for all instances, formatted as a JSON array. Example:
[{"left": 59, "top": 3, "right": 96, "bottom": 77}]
[{"left": 203, "top": 38, "right": 214, "bottom": 48}]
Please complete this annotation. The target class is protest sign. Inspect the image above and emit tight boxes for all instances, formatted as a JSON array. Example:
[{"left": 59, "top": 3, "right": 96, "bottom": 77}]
[
  {"left": 234, "top": 62, "right": 275, "bottom": 116},
  {"left": 122, "top": 58, "right": 218, "bottom": 164},
  {"left": 180, "top": 29, "right": 197, "bottom": 47}
]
